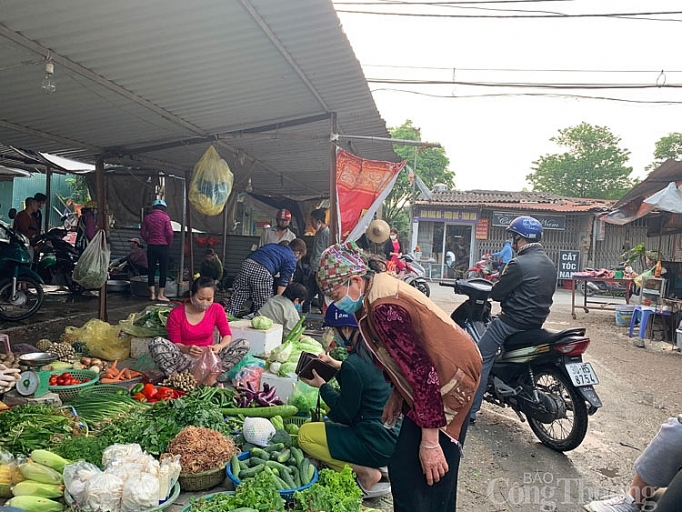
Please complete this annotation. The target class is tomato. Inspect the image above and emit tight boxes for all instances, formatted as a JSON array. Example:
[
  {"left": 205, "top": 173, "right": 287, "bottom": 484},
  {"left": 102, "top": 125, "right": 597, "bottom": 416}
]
[
  {"left": 83, "top": 379, "right": 90, "bottom": 383},
  {"left": 49, "top": 376, "right": 58, "bottom": 385},
  {"left": 56, "top": 377, "right": 66, "bottom": 386},
  {"left": 62, "top": 373, "right": 72, "bottom": 379}
]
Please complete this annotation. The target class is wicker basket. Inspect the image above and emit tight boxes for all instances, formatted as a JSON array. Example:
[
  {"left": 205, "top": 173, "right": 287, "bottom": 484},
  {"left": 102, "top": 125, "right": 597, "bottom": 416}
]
[
  {"left": 178, "top": 464, "right": 227, "bottom": 492},
  {"left": 48, "top": 369, "right": 100, "bottom": 402}
]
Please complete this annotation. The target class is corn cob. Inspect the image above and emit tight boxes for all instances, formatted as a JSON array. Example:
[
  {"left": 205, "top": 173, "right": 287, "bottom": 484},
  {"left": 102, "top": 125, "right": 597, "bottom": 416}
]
[
  {"left": 6, "top": 496, "right": 63, "bottom": 512},
  {"left": 0, "top": 464, "right": 12, "bottom": 485},
  {"left": 18, "top": 462, "right": 62, "bottom": 485},
  {"left": 12, "top": 480, "right": 64, "bottom": 498},
  {"left": 29, "top": 450, "right": 69, "bottom": 473}
]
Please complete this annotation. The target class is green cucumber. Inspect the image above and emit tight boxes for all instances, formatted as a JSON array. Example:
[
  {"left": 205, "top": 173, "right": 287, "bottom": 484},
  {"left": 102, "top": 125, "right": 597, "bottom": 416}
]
[
  {"left": 250, "top": 447, "right": 270, "bottom": 460},
  {"left": 238, "top": 463, "right": 265, "bottom": 479},
  {"left": 263, "top": 442, "right": 285, "bottom": 453},
  {"left": 249, "top": 456, "right": 269, "bottom": 466},
  {"left": 230, "top": 454, "right": 240, "bottom": 479},
  {"left": 290, "top": 446, "right": 304, "bottom": 467},
  {"left": 291, "top": 466, "right": 302, "bottom": 487},
  {"left": 277, "top": 448, "right": 291, "bottom": 464},
  {"left": 265, "top": 460, "right": 291, "bottom": 474},
  {"left": 220, "top": 405, "right": 299, "bottom": 418}
]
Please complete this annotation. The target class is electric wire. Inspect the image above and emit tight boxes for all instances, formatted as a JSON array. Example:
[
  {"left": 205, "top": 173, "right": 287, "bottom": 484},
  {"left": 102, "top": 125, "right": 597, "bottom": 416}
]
[
  {"left": 363, "top": 64, "right": 682, "bottom": 74},
  {"left": 367, "top": 78, "right": 682, "bottom": 89}
]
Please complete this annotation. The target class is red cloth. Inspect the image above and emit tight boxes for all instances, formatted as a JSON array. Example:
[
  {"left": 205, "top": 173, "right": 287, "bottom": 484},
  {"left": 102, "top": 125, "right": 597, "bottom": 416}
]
[
  {"left": 141, "top": 209, "right": 173, "bottom": 246},
  {"left": 166, "top": 303, "right": 231, "bottom": 347}
]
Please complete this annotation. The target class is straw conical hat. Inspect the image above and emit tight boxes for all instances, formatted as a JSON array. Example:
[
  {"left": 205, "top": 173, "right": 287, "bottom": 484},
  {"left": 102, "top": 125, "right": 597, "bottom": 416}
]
[{"left": 366, "top": 219, "right": 390, "bottom": 244}]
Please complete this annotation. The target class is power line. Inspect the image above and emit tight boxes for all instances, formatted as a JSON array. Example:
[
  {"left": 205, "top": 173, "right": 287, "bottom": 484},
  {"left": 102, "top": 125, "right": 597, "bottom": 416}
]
[
  {"left": 363, "top": 64, "right": 682, "bottom": 74},
  {"left": 367, "top": 78, "right": 682, "bottom": 89},
  {"left": 335, "top": 0, "right": 573, "bottom": 4}
]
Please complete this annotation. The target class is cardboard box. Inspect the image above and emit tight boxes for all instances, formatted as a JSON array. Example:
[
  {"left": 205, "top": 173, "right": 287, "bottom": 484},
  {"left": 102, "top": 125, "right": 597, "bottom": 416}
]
[
  {"left": 230, "top": 319, "right": 283, "bottom": 357},
  {"left": 260, "top": 371, "right": 298, "bottom": 403}
]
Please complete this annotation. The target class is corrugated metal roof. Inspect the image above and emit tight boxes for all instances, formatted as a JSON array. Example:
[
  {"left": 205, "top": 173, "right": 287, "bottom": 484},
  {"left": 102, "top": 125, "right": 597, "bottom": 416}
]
[
  {"left": 0, "top": 0, "right": 398, "bottom": 199},
  {"left": 416, "top": 190, "right": 613, "bottom": 213}
]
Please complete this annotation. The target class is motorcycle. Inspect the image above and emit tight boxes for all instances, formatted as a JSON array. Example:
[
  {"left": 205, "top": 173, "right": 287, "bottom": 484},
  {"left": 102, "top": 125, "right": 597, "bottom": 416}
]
[
  {"left": 466, "top": 253, "right": 500, "bottom": 283},
  {"left": 440, "top": 278, "right": 602, "bottom": 451},
  {"left": 0, "top": 221, "right": 45, "bottom": 321},
  {"left": 32, "top": 227, "right": 84, "bottom": 294},
  {"left": 398, "top": 253, "right": 430, "bottom": 297},
  {"left": 576, "top": 267, "right": 628, "bottom": 297}
]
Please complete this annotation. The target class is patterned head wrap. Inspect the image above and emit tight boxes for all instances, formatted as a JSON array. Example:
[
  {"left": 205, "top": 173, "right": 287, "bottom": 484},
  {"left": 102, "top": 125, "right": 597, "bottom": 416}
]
[{"left": 317, "top": 241, "right": 368, "bottom": 295}]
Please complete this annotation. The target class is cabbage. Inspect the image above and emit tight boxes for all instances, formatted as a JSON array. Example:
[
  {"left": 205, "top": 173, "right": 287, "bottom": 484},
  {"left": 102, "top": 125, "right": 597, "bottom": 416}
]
[
  {"left": 251, "top": 316, "right": 274, "bottom": 330},
  {"left": 268, "top": 362, "right": 282, "bottom": 374},
  {"left": 278, "top": 362, "right": 297, "bottom": 376}
]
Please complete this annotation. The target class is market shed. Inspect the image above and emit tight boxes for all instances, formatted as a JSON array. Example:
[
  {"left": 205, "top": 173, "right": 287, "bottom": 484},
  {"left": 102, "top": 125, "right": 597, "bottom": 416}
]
[{"left": 0, "top": 0, "right": 399, "bottom": 217}]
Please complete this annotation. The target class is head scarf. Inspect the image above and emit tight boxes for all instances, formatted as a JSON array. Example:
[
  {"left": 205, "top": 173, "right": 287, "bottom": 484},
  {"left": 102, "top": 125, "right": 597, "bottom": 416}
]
[{"left": 317, "top": 241, "right": 368, "bottom": 295}]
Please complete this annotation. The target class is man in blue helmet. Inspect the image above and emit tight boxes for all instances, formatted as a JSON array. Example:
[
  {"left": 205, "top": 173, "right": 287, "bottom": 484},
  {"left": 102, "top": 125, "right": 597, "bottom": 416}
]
[{"left": 469, "top": 216, "right": 557, "bottom": 424}]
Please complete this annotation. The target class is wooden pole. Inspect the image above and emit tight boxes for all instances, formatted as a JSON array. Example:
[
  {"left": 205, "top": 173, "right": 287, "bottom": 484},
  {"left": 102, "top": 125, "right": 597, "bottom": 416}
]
[
  {"left": 178, "top": 175, "right": 187, "bottom": 286},
  {"left": 329, "top": 112, "right": 338, "bottom": 244},
  {"left": 95, "top": 155, "right": 107, "bottom": 321},
  {"left": 187, "top": 183, "right": 194, "bottom": 291},
  {"left": 44, "top": 167, "right": 52, "bottom": 232}
]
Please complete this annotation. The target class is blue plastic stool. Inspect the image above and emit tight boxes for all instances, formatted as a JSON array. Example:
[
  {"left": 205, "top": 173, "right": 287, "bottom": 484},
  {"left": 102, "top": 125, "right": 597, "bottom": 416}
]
[{"left": 628, "top": 305, "right": 672, "bottom": 339}]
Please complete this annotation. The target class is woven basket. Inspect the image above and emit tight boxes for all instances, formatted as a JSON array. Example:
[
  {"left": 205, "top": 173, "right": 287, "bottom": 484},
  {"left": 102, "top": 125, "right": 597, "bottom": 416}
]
[
  {"left": 178, "top": 464, "right": 227, "bottom": 492},
  {"left": 48, "top": 369, "right": 100, "bottom": 402}
]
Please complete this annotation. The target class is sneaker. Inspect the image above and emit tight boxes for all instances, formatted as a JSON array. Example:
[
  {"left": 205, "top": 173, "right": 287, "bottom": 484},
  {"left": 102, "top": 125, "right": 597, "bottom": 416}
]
[{"left": 584, "top": 493, "right": 639, "bottom": 512}]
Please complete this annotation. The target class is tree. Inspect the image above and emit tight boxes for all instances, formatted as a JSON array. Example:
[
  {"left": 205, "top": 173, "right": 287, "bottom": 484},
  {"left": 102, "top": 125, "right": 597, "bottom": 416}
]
[
  {"left": 526, "top": 122, "right": 635, "bottom": 199},
  {"left": 384, "top": 120, "right": 453, "bottom": 233},
  {"left": 646, "top": 132, "right": 682, "bottom": 171}
]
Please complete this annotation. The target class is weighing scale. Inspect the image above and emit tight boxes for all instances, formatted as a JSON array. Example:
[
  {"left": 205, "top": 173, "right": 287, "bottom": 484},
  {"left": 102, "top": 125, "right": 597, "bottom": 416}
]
[{"left": 16, "top": 353, "right": 57, "bottom": 398}]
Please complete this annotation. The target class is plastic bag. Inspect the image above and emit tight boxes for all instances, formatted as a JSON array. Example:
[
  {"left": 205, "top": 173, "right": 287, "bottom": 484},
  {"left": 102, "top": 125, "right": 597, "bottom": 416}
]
[
  {"left": 189, "top": 145, "right": 234, "bottom": 216},
  {"left": 289, "top": 380, "right": 318, "bottom": 415},
  {"left": 232, "top": 365, "right": 265, "bottom": 390},
  {"left": 190, "top": 348, "right": 223, "bottom": 386},
  {"left": 84, "top": 472, "right": 124, "bottom": 512},
  {"left": 121, "top": 472, "right": 160, "bottom": 512},
  {"left": 73, "top": 229, "right": 111, "bottom": 289},
  {"left": 118, "top": 305, "right": 172, "bottom": 337},
  {"left": 63, "top": 461, "right": 102, "bottom": 504},
  {"left": 65, "top": 320, "right": 131, "bottom": 361},
  {"left": 225, "top": 353, "right": 265, "bottom": 382}
]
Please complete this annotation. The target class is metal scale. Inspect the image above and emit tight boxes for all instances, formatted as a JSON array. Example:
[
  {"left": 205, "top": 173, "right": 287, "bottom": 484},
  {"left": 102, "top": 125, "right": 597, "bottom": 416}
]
[{"left": 16, "top": 353, "right": 57, "bottom": 398}]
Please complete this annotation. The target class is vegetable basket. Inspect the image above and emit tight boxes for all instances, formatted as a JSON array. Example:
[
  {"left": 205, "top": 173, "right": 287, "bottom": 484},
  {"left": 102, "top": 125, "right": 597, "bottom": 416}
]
[
  {"left": 48, "top": 369, "right": 100, "bottom": 401},
  {"left": 227, "top": 451, "right": 318, "bottom": 500},
  {"left": 284, "top": 414, "right": 311, "bottom": 427},
  {"left": 64, "top": 481, "right": 180, "bottom": 510},
  {"left": 80, "top": 384, "right": 132, "bottom": 395},
  {"left": 178, "top": 464, "right": 227, "bottom": 492}
]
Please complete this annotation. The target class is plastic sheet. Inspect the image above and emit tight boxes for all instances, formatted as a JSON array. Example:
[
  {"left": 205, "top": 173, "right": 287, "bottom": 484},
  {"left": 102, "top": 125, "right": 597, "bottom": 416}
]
[{"left": 65, "top": 320, "right": 131, "bottom": 361}]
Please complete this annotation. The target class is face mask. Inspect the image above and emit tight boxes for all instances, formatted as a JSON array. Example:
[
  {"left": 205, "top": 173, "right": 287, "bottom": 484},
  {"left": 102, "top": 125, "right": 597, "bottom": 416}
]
[
  {"left": 390, "top": 235, "right": 397, "bottom": 240},
  {"left": 191, "top": 298, "right": 211, "bottom": 311},
  {"left": 294, "top": 303, "right": 302, "bottom": 312},
  {"left": 446, "top": 260, "right": 452, "bottom": 268},
  {"left": 334, "top": 283, "right": 364, "bottom": 314}
]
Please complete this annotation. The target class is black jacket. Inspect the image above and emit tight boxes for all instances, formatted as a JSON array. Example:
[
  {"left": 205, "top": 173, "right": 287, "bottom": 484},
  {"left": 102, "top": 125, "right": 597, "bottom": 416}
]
[{"left": 491, "top": 243, "right": 557, "bottom": 329}]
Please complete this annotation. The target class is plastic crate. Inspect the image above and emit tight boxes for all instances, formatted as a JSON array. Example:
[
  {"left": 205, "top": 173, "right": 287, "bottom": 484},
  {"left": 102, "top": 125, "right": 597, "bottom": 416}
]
[
  {"left": 283, "top": 415, "right": 311, "bottom": 427},
  {"left": 48, "top": 369, "right": 100, "bottom": 402}
]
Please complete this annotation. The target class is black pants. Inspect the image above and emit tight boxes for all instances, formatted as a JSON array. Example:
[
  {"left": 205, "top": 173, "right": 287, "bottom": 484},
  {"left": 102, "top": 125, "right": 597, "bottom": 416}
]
[
  {"left": 656, "top": 468, "right": 682, "bottom": 512},
  {"left": 147, "top": 244, "right": 170, "bottom": 288},
  {"left": 389, "top": 415, "right": 468, "bottom": 512}
]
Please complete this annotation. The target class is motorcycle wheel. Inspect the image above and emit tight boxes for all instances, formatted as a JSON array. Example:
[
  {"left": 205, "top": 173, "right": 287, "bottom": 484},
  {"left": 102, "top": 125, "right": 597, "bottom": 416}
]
[
  {"left": 466, "top": 270, "right": 481, "bottom": 279},
  {"left": 0, "top": 277, "right": 44, "bottom": 321},
  {"left": 577, "top": 281, "right": 595, "bottom": 297},
  {"left": 527, "top": 366, "right": 589, "bottom": 452},
  {"left": 413, "top": 281, "right": 430, "bottom": 297}
]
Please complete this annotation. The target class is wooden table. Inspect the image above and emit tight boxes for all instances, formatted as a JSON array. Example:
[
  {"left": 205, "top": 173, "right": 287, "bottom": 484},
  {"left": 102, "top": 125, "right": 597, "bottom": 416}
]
[{"left": 571, "top": 276, "right": 634, "bottom": 320}]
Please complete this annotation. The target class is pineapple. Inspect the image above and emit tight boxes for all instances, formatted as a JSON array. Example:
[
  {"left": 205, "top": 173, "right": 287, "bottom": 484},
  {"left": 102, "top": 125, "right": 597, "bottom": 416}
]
[
  {"left": 35, "top": 339, "right": 53, "bottom": 352},
  {"left": 59, "top": 332, "right": 77, "bottom": 345}
]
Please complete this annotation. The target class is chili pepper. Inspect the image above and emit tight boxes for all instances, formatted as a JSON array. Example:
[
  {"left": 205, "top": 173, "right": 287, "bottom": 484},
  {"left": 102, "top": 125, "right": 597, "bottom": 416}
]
[
  {"left": 132, "top": 393, "right": 147, "bottom": 402},
  {"left": 142, "top": 383, "right": 158, "bottom": 400},
  {"left": 130, "top": 383, "right": 144, "bottom": 395}
]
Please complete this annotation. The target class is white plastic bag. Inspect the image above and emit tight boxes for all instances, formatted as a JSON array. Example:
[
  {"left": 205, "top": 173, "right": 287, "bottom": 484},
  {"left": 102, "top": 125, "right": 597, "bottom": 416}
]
[
  {"left": 73, "top": 229, "right": 110, "bottom": 289},
  {"left": 63, "top": 461, "right": 102, "bottom": 504},
  {"left": 121, "top": 472, "right": 160, "bottom": 512},
  {"left": 84, "top": 472, "right": 123, "bottom": 512}
]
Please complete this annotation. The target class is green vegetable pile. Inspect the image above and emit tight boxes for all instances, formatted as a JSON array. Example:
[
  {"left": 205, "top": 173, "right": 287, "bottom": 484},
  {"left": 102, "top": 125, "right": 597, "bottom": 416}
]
[
  {"left": 119, "top": 305, "right": 172, "bottom": 337},
  {"left": 292, "top": 466, "right": 363, "bottom": 512},
  {"left": 0, "top": 404, "right": 83, "bottom": 455},
  {"left": 188, "top": 471, "right": 286, "bottom": 511}
]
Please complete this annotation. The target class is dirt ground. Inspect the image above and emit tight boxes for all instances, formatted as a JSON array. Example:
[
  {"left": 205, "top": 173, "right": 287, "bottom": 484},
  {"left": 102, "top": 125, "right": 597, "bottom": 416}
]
[{"left": 3, "top": 287, "right": 681, "bottom": 511}]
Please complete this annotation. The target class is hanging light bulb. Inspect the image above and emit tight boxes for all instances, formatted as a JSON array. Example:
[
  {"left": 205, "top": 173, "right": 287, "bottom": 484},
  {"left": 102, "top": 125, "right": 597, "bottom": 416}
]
[
  {"left": 41, "top": 61, "right": 56, "bottom": 93},
  {"left": 245, "top": 177, "right": 253, "bottom": 193}
]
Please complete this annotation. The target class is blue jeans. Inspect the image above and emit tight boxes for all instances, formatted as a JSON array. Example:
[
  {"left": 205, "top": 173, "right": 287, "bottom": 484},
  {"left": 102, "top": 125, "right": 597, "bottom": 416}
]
[{"left": 469, "top": 317, "right": 523, "bottom": 421}]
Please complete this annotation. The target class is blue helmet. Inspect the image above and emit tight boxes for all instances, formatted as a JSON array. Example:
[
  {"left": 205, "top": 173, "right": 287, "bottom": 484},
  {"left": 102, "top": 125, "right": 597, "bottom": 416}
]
[
  {"left": 506, "top": 216, "right": 543, "bottom": 242},
  {"left": 323, "top": 304, "right": 358, "bottom": 329},
  {"left": 152, "top": 199, "right": 167, "bottom": 209}
]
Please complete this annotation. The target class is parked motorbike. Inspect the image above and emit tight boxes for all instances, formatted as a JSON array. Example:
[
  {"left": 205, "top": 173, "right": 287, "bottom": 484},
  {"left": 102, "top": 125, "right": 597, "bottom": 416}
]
[
  {"left": 466, "top": 254, "right": 500, "bottom": 283},
  {"left": 398, "top": 253, "right": 430, "bottom": 297},
  {"left": 0, "top": 221, "right": 45, "bottom": 321},
  {"left": 576, "top": 267, "right": 628, "bottom": 297},
  {"left": 32, "top": 227, "right": 84, "bottom": 294},
  {"left": 440, "top": 278, "right": 602, "bottom": 451}
]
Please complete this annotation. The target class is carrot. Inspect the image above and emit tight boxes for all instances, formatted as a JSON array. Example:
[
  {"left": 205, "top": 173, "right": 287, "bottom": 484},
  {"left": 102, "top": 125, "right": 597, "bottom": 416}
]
[
  {"left": 100, "top": 377, "right": 120, "bottom": 384},
  {"left": 121, "top": 369, "right": 132, "bottom": 380},
  {"left": 109, "top": 360, "right": 119, "bottom": 373}
]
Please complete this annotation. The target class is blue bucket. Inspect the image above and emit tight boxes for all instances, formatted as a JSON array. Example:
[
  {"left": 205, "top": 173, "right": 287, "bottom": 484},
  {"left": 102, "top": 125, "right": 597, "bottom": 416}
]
[{"left": 615, "top": 305, "right": 635, "bottom": 327}]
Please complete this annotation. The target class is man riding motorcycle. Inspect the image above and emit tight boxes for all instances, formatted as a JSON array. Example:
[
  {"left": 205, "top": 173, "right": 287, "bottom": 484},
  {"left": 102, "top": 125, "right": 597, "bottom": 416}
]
[{"left": 468, "top": 215, "right": 557, "bottom": 424}]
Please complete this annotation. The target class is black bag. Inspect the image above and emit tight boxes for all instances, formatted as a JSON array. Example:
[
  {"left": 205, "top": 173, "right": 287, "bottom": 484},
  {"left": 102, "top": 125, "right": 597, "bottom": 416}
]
[{"left": 295, "top": 351, "right": 337, "bottom": 382}]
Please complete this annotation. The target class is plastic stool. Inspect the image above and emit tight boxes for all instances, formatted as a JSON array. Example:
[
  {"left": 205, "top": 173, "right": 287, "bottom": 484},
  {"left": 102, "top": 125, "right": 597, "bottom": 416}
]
[{"left": 628, "top": 305, "right": 672, "bottom": 339}]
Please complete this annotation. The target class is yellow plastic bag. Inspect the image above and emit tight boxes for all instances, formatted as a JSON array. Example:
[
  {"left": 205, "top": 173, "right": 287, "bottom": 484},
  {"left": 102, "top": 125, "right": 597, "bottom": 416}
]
[
  {"left": 189, "top": 145, "right": 234, "bottom": 216},
  {"left": 65, "top": 319, "right": 131, "bottom": 361}
]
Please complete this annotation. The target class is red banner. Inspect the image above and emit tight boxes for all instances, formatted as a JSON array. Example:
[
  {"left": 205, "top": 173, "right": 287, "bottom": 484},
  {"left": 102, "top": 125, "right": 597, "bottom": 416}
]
[{"left": 336, "top": 148, "right": 405, "bottom": 241}]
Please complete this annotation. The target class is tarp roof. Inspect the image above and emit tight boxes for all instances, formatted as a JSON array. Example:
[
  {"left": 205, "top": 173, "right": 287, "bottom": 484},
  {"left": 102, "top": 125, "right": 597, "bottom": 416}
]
[
  {"left": 0, "top": 0, "right": 399, "bottom": 200},
  {"left": 613, "top": 159, "right": 682, "bottom": 209}
]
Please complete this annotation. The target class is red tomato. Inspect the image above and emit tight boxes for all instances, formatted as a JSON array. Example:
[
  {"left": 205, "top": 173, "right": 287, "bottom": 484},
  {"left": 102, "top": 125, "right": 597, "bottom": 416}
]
[
  {"left": 49, "top": 376, "right": 58, "bottom": 385},
  {"left": 62, "top": 373, "right": 72, "bottom": 379}
]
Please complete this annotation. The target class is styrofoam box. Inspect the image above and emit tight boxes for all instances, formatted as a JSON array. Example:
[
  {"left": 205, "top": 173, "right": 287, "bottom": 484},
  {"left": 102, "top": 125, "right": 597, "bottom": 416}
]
[
  {"left": 230, "top": 319, "right": 283, "bottom": 357},
  {"left": 260, "top": 371, "right": 298, "bottom": 403}
]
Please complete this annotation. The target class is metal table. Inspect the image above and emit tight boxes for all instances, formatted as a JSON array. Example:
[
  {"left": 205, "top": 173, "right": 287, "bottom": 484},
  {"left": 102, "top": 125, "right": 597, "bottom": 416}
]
[{"left": 571, "top": 276, "right": 634, "bottom": 320}]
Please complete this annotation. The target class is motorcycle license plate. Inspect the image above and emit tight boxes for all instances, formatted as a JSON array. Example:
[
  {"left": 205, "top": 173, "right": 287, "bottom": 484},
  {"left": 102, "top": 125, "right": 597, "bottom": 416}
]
[{"left": 565, "top": 362, "right": 599, "bottom": 387}]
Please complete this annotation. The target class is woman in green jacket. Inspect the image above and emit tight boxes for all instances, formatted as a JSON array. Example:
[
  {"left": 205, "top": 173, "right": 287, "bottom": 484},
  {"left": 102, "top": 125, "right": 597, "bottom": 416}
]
[{"left": 298, "top": 304, "right": 398, "bottom": 498}]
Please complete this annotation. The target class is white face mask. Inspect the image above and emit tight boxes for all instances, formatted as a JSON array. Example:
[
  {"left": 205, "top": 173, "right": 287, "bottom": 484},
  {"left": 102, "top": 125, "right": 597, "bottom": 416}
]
[
  {"left": 191, "top": 297, "right": 212, "bottom": 311},
  {"left": 390, "top": 234, "right": 397, "bottom": 240}
]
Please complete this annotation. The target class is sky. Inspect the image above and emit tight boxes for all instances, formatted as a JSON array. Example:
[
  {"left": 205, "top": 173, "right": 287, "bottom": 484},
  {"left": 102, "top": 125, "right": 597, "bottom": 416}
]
[{"left": 333, "top": 0, "right": 682, "bottom": 192}]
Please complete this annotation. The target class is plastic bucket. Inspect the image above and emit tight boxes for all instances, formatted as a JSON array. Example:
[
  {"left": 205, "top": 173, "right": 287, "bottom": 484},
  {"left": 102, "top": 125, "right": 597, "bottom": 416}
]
[{"left": 615, "top": 305, "right": 635, "bottom": 327}]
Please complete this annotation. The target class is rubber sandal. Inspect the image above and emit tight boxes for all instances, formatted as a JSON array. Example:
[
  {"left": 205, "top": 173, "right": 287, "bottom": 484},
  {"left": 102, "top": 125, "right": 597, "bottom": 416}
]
[
  {"left": 157, "top": 296, "right": 170, "bottom": 302},
  {"left": 356, "top": 478, "right": 391, "bottom": 499},
  {"left": 378, "top": 466, "right": 389, "bottom": 482}
]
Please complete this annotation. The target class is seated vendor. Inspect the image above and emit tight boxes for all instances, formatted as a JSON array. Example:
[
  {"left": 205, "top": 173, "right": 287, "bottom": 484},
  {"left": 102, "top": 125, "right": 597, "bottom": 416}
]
[
  {"left": 297, "top": 305, "right": 398, "bottom": 499},
  {"left": 256, "top": 282, "right": 307, "bottom": 336},
  {"left": 0, "top": 364, "right": 21, "bottom": 398},
  {"left": 149, "top": 277, "right": 249, "bottom": 377}
]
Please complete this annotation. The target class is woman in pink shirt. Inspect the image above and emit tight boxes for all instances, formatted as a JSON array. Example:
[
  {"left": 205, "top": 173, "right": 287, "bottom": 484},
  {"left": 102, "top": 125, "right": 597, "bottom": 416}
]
[{"left": 149, "top": 277, "right": 249, "bottom": 377}]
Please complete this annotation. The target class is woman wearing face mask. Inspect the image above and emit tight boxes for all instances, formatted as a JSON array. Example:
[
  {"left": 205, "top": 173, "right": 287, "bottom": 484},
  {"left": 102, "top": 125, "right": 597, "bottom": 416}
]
[
  {"left": 297, "top": 304, "right": 399, "bottom": 499},
  {"left": 384, "top": 227, "right": 406, "bottom": 273},
  {"left": 316, "top": 241, "right": 482, "bottom": 512},
  {"left": 149, "top": 277, "right": 249, "bottom": 377},
  {"left": 256, "top": 282, "right": 308, "bottom": 336}
]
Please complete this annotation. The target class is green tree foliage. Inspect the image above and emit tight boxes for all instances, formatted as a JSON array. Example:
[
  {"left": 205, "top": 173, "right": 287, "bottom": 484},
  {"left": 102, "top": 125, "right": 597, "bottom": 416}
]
[
  {"left": 646, "top": 132, "right": 682, "bottom": 171},
  {"left": 65, "top": 176, "right": 91, "bottom": 204},
  {"left": 526, "top": 122, "right": 635, "bottom": 199},
  {"left": 385, "top": 120, "right": 453, "bottom": 234}
]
